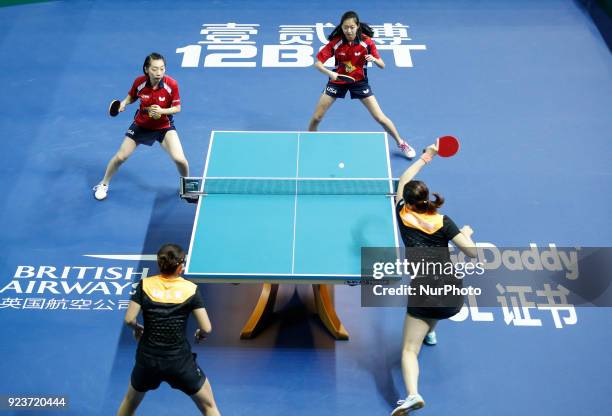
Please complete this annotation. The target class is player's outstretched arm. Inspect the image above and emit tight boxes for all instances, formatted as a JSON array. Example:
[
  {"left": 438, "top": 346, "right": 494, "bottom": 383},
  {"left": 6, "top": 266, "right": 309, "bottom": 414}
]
[{"left": 395, "top": 144, "right": 438, "bottom": 201}]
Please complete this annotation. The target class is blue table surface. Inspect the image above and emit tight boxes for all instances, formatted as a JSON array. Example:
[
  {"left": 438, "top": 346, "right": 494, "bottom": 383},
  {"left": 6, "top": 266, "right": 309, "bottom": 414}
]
[{"left": 186, "top": 131, "right": 399, "bottom": 280}]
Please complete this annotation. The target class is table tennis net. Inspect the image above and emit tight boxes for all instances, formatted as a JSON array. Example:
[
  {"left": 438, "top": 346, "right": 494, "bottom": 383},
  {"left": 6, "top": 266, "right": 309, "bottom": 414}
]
[{"left": 181, "top": 177, "right": 398, "bottom": 195}]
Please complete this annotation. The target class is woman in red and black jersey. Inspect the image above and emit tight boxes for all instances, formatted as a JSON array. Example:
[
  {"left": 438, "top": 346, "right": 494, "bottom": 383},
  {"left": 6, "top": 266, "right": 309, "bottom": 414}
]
[
  {"left": 93, "top": 53, "right": 190, "bottom": 201},
  {"left": 308, "top": 11, "right": 416, "bottom": 159}
]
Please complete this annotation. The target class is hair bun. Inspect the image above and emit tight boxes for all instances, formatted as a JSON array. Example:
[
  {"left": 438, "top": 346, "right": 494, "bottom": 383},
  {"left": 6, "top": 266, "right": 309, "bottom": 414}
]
[{"left": 157, "top": 243, "right": 186, "bottom": 275}]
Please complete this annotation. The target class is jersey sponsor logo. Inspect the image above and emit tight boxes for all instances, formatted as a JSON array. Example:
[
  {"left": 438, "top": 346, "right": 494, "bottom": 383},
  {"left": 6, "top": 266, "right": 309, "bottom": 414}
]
[
  {"left": 150, "top": 288, "right": 184, "bottom": 301},
  {"left": 343, "top": 61, "right": 356, "bottom": 73},
  {"left": 326, "top": 86, "right": 337, "bottom": 94}
]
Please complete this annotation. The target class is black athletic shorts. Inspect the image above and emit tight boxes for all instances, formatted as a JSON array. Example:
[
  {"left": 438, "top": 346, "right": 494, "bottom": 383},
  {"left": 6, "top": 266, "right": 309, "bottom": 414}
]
[
  {"left": 131, "top": 352, "right": 206, "bottom": 396},
  {"left": 125, "top": 122, "right": 176, "bottom": 146},
  {"left": 323, "top": 79, "right": 374, "bottom": 99},
  {"left": 407, "top": 305, "right": 463, "bottom": 320}
]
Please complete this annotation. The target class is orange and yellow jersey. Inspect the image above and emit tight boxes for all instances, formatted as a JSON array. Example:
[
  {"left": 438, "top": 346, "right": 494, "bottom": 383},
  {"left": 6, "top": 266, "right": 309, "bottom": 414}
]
[
  {"left": 130, "top": 275, "right": 204, "bottom": 358},
  {"left": 395, "top": 200, "right": 461, "bottom": 248}
]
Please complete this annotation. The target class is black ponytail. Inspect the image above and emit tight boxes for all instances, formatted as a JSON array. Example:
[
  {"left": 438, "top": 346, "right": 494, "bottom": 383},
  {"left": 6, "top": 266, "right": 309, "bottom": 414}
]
[
  {"left": 360, "top": 22, "right": 374, "bottom": 38},
  {"left": 403, "top": 181, "right": 445, "bottom": 214}
]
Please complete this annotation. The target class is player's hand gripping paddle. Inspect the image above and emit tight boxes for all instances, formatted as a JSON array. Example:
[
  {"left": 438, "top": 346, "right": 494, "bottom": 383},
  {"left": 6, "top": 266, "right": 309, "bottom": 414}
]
[
  {"left": 335, "top": 74, "right": 356, "bottom": 83},
  {"left": 145, "top": 106, "right": 162, "bottom": 120},
  {"left": 436, "top": 135, "right": 460, "bottom": 157},
  {"left": 108, "top": 99, "right": 121, "bottom": 117}
]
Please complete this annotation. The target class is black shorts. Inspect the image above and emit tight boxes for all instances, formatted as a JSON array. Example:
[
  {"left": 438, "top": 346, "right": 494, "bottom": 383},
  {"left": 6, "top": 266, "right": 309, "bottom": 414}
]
[
  {"left": 407, "top": 305, "right": 463, "bottom": 320},
  {"left": 125, "top": 122, "right": 176, "bottom": 147},
  {"left": 406, "top": 275, "right": 464, "bottom": 320},
  {"left": 324, "top": 80, "right": 374, "bottom": 99},
  {"left": 131, "top": 352, "right": 206, "bottom": 396}
]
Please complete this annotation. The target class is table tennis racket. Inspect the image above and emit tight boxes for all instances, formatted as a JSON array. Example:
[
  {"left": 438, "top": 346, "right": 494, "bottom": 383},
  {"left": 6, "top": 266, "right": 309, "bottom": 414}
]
[
  {"left": 336, "top": 74, "right": 356, "bottom": 83},
  {"left": 436, "top": 135, "right": 460, "bottom": 157},
  {"left": 108, "top": 99, "right": 121, "bottom": 117}
]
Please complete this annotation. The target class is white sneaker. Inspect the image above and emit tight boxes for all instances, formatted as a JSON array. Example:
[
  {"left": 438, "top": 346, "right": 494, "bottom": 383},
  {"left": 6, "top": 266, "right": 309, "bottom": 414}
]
[
  {"left": 391, "top": 394, "right": 425, "bottom": 416},
  {"left": 398, "top": 141, "right": 416, "bottom": 159},
  {"left": 424, "top": 331, "right": 437, "bottom": 346},
  {"left": 93, "top": 183, "right": 108, "bottom": 201}
]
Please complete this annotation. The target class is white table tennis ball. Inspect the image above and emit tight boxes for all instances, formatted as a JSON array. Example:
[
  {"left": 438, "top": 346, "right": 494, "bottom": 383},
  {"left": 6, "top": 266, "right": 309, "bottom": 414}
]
[{"left": 338, "top": 162, "right": 345, "bottom": 168}]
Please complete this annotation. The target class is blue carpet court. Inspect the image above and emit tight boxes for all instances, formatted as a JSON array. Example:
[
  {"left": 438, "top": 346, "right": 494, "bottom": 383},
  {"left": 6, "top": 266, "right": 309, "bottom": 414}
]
[{"left": 0, "top": 1, "right": 610, "bottom": 415}]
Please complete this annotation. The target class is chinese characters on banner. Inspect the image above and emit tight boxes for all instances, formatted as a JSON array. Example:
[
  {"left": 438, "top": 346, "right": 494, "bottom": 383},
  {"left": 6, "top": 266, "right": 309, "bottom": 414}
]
[
  {"left": 450, "top": 283, "right": 578, "bottom": 329},
  {"left": 176, "top": 22, "right": 427, "bottom": 68},
  {"left": 0, "top": 298, "right": 130, "bottom": 311}
]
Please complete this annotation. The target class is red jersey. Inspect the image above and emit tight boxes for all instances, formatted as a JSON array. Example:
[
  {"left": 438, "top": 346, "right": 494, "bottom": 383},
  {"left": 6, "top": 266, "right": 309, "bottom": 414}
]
[
  {"left": 316, "top": 35, "right": 380, "bottom": 84},
  {"left": 128, "top": 75, "right": 181, "bottom": 130}
]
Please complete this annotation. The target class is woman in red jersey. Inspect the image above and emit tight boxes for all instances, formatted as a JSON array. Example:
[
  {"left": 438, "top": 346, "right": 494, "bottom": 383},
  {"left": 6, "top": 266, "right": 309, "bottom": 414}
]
[
  {"left": 94, "top": 53, "right": 189, "bottom": 200},
  {"left": 308, "top": 11, "right": 416, "bottom": 159}
]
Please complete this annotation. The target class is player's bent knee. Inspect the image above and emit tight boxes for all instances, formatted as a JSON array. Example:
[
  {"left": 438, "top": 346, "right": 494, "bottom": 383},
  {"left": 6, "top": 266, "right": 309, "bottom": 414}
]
[
  {"left": 402, "top": 343, "right": 420, "bottom": 354},
  {"left": 192, "top": 390, "right": 215, "bottom": 408},
  {"left": 115, "top": 153, "right": 129, "bottom": 164}
]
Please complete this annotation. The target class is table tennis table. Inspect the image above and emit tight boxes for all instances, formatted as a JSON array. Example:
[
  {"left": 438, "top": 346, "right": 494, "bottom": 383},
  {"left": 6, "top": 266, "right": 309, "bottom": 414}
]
[{"left": 186, "top": 131, "right": 399, "bottom": 339}]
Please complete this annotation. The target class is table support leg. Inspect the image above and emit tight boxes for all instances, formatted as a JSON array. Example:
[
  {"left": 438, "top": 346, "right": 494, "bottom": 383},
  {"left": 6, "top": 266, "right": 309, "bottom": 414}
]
[
  {"left": 240, "top": 283, "right": 349, "bottom": 340},
  {"left": 240, "top": 283, "right": 279, "bottom": 339},
  {"left": 312, "top": 284, "right": 349, "bottom": 340}
]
